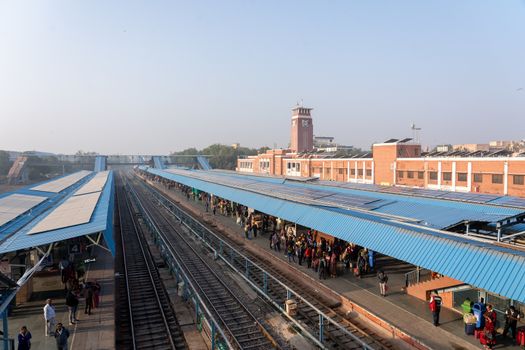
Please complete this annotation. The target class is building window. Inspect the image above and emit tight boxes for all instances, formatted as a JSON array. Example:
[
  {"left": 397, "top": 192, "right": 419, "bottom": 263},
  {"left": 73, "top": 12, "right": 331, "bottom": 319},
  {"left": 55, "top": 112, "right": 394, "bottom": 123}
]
[
  {"left": 442, "top": 172, "right": 452, "bottom": 181},
  {"left": 366, "top": 169, "right": 372, "bottom": 177},
  {"left": 350, "top": 169, "right": 356, "bottom": 175},
  {"left": 418, "top": 171, "right": 424, "bottom": 179},
  {"left": 358, "top": 169, "right": 363, "bottom": 176},
  {"left": 338, "top": 168, "right": 344, "bottom": 175},
  {"left": 259, "top": 160, "right": 270, "bottom": 171},
  {"left": 473, "top": 173, "right": 483, "bottom": 183},
  {"left": 492, "top": 174, "right": 503, "bottom": 184},
  {"left": 407, "top": 171, "right": 414, "bottom": 179},
  {"left": 429, "top": 172, "right": 438, "bottom": 181},
  {"left": 457, "top": 173, "right": 467, "bottom": 182},
  {"left": 397, "top": 171, "right": 404, "bottom": 179},
  {"left": 513, "top": 175, "right": 524, "bottom": 185}
]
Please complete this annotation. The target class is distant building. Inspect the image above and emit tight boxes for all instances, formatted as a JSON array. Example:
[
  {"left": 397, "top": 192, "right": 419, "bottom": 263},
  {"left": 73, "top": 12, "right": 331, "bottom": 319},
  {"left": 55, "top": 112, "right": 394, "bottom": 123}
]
[
  {"left": 237, "top": 108, "right": 525, "bottom": 198},
  {"left": 290, "top": 105, "right": 314, "bottom": 153},
  {"left": 314, "top": 136, "right": 353, "bottom": 153},
  {"left": 436, "top": 145, "right": 452, "bottom": 153},
  {"left": 453, "top": 144, "right": 490, "bottom": 152},
  {"left": 231, "top": 143, "right": 240, "bottom": 149}
]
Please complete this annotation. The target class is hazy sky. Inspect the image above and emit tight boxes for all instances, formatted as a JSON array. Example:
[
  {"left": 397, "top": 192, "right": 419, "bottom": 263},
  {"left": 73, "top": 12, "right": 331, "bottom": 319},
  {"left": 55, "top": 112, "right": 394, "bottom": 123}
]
[{"left": 1, "top": 1, "right": 524, "bottom": 154}]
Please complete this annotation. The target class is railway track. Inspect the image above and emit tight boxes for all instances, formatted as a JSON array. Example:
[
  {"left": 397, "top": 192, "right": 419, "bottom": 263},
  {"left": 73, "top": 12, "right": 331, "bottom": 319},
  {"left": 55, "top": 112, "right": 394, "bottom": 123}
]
[
  {"left": 115, "top": 174, "right": 186, "bottom": 350},
  {"left": 134, "top": 171, "right": 393, "bottom": 350},
  {"left": 126, "top": 173, "right": 278, "bottom": 350}
]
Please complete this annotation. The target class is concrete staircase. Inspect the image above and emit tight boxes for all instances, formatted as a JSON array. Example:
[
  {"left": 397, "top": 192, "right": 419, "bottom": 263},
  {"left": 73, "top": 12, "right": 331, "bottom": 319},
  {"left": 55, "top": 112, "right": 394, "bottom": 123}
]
[
  {"left": 7, "top": 156, "right": 28, "bottom": 184},
  {"left": 406, "top": 275, "right": 464, "bottom": 307}
]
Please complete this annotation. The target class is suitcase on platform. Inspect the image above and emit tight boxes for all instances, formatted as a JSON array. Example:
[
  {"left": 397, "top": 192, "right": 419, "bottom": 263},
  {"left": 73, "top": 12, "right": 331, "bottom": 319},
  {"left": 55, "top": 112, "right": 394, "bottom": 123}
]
[
  {"left": 517, "top": 328, "right": 525, "bottom": 346},
  {"left": 464, "top": 323, "right": 475, "bottom": 335}
]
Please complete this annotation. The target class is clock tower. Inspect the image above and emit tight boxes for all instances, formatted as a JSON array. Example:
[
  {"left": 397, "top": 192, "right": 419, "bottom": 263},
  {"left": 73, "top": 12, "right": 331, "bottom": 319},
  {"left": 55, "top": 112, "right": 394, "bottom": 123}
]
[{"left": 290, "top": 105, "right": 314, "bottom": 153}]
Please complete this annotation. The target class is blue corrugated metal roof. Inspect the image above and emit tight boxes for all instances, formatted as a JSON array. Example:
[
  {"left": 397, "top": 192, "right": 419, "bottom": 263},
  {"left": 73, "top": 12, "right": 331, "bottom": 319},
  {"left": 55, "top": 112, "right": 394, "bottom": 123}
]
[
  {"left": 145, "top": 167, "right": 525, "bottom": 302},
  {"left": 160, "top": 168, "right": 523, "bottom": 230},
  {"left": 0, "top": 171, "right": 97, "bottom": 239},
  {"left": 0, "top": 172, "right": 114, "bottom": 255}
]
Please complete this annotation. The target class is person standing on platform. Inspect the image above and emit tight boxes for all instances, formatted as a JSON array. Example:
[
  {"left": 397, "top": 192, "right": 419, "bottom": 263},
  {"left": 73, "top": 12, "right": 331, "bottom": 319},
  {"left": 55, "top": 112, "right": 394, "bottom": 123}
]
[
  {"left": 58, "top": 258, "right": 70, "bottom": 290},
  {"left": 429, "top": 291, "right": 442, "bottom": 326},
  {"left": 17, "top": 326, "right": 31, "bottom": 350},
  {"left": 319, "top": 253, "right": 327, "bottom": 279},
  {"left": 481, "top": 304, "right": 497, "bottom": 350},
  {"left": 44, "top": 299, "right": 56, "bottom": 336},
  {"left": 92, "top": 280, "right": 101, "bottom": 309},
  {"left": 54, "top": 323, "right": 70, "bottom": 350},
  {"left": 377, "top": 270, "right": 388, "bottom": 296},
  {"left": 84, "top": 283, "right": 94, "bottom": 315},
  {"left": 502, "top": 305, "right": 520, "bottom": 342},
  {"left": 65, "top": 289, "right": 79, "bottom": 325}
]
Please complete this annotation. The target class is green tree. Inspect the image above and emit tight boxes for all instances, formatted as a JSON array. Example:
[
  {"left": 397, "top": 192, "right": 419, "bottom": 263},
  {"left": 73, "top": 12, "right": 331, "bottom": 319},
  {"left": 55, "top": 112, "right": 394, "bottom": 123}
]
[{"left": 171, "top": 144, "right": 259, "bottom": 170}]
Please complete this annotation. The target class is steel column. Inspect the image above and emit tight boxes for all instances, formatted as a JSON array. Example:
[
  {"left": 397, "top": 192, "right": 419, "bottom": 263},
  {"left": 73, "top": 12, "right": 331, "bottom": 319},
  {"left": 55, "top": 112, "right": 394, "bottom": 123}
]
[
  {"left": 211, "top": 322, "right": 216, "bottom": 350},
  {"left": 263, "top": 272, "right": 268, "bottom": 295},
  {"left": 2, "top": 310, "right": 7, "bottom": 350},
  {"left": 319, "top": 314, "right": 324, "bottom": 343}
]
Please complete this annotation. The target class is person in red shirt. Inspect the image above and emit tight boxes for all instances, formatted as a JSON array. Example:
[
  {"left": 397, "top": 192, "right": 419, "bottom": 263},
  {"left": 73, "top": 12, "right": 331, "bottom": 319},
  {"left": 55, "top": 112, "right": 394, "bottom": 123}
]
[
  {"left": 304, "top": 246, "right": 312, "bottom": 268},
  {"left": 481, "top": 304, "right": 497, "bottom": 350},
  {"left": 429, "top": 291, "right": 442, "bottom": 326}
]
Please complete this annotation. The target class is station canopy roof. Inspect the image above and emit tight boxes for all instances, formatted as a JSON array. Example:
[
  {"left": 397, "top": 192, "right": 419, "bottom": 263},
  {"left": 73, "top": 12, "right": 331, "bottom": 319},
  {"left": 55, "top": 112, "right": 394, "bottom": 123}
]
[
  {"left": 0, "top": 170, "right": 115, "bottom": 255},
  {"left": 142, "top": 166, "right": 525, "bottom": 302}
]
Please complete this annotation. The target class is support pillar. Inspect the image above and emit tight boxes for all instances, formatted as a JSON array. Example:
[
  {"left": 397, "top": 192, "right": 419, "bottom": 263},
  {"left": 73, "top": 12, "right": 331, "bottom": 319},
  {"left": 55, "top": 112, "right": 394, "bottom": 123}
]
[
  {"left": 319, "top": 314, "right": 324, "bottom": 343},
  {"left": 2, "top": 310, "right": 7, "bottom": 350},
  {"left": 211, "top": 322, "right": 216, "bottom": 350}
]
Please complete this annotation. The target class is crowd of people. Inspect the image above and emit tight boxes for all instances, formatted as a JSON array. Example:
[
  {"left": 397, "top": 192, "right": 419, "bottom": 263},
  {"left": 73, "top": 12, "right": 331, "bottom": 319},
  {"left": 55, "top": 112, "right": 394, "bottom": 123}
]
[
  {"left": 150, "top": 172, "right": 525, "bottom": 349},
  {"left": 161, "top": 178, "right": 391, "bottom": 291},
  {"left": 166, "top": 180, "right": 395, "bottom": 295},
  {"left": 17, "top": 256, "right": 101, "bottom": 350},
  {"left": 434, "top": 294, "right": 524, "bottom": 349}
]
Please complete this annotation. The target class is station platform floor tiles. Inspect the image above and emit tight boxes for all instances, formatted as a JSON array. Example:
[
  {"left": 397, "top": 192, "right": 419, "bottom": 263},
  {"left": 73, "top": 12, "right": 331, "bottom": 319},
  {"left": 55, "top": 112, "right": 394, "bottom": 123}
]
[
  {"left": 7, "top": 246, "right": 114, "bottom": 350},
  {"left": 152, "top": 181, "right": 524, "bottom": 350}
]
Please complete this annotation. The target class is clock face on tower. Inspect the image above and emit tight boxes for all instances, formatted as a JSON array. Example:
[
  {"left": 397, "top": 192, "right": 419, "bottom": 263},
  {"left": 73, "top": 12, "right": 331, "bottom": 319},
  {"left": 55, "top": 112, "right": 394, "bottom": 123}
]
[{"left": 302, "top": 119, "right": 309, "bottom": 127}]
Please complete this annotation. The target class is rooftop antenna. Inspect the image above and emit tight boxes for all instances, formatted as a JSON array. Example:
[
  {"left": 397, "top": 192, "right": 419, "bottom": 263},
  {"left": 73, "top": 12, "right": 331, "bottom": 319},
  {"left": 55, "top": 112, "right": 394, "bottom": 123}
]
[{"left": 411, "top": 123, "right": 422, "bottom": 143}]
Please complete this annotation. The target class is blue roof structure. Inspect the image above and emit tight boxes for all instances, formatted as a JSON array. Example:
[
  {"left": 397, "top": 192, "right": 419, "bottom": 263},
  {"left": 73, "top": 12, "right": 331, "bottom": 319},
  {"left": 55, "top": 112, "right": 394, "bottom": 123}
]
[
  {"left": 0, "top": 171, "right": 115, "bottom": 255},
  {"left": 94, "top": 156, "right": 107, "bottom": 172},
  {"left": 163, "top": 169, "right": 524, "bottom": 230},
  {"left": 143, "top": 167, "right": 525, "bottom": 302}
]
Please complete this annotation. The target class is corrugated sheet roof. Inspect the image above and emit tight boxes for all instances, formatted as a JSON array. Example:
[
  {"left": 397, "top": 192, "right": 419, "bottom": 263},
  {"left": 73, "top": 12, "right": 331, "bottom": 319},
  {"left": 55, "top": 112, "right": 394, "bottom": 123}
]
[
  {"left": 146, "top": 167, "right": 525, "bottom": 302},
  {"left": 162, "top": 168, "right": 523, "bottom": 230},
  {"left": 0, "top": 172, "right": 114, "bottom": 255}
]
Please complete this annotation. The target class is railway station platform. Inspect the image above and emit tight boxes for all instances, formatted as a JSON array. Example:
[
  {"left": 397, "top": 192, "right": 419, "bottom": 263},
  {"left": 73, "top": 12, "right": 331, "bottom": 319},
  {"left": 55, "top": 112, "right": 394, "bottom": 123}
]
[
  {"left": 7, "top": 246, "right": 114, "bottom": 350},
  {"left": 149, "top": 179, "right": 523, "bottom": 350}
]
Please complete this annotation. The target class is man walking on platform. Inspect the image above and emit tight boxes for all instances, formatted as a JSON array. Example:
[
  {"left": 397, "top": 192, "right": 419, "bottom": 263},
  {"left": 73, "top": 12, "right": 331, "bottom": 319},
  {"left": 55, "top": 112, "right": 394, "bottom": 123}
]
[
  {"left": 54, "top": 323, "right": 70, "bottom": 350},
  {"left": 377, "top": 270, "right": 388, "bottom": 296},
  {"left": 502, "top": 305, "right": 520, "bottom": 342},
  {"left": 429, "top": 291, "right": 442, "bottom": 326},
  {"left": 43, "top": 299, "right": 56, "bottom": 336}
]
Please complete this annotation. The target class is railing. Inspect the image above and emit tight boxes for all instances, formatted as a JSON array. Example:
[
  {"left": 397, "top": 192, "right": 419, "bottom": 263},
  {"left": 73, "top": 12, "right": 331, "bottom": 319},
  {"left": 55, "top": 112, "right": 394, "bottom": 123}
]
[
  {"left": 136, "top": 175, "right": 375, "bottom": 350},
  {"left": 0, "top": 338, "right": 14, "bottom": 350},
  {"left": 404, "top": 268, "right": 431, "bottom": 287},
  {"left": 125, "top": 177, "right": 234, "bottom": 350}
]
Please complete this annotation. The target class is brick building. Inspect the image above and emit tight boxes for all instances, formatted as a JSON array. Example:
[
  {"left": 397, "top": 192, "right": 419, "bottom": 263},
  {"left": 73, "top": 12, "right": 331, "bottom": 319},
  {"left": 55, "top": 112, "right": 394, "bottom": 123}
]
[{"left": 237, "top": 108, "right": 525, "bottom": 197}]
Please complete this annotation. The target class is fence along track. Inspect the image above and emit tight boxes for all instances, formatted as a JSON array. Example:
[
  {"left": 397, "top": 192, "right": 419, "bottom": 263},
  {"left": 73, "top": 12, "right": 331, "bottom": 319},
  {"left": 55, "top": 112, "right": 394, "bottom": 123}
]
[
  {"left": 136, "top": 171, "right": 393, "bottom": 350},
  {"left": 115, "top": 173, "right": 186, "bottom": 350},
  {"left": 126, "top": 173, "right": 277, "bottom": 350}
]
